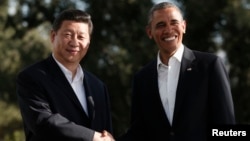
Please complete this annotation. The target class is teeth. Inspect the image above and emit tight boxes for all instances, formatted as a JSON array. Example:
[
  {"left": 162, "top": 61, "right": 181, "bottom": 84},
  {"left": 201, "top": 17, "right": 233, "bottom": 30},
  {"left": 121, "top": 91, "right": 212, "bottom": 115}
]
[{"left": 164, "top": 36, "right": 175, "bottom": 41}]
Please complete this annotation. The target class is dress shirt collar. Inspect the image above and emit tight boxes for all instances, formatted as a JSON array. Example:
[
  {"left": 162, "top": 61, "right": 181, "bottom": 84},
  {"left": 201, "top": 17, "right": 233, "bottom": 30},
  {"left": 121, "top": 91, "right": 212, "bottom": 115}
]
[
  {"left": 52, "top": 54, "right": 84, "bottom": 83},
  {"left": 157, "top": 44, "right": 184, "bottom": 70}
]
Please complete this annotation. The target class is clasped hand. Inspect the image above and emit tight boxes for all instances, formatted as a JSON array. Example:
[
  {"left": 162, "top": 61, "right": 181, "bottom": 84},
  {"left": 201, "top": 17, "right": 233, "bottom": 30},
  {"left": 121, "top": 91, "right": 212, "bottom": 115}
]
[{"left": 93, "top": 130, "right": 115, "bottom": 141}]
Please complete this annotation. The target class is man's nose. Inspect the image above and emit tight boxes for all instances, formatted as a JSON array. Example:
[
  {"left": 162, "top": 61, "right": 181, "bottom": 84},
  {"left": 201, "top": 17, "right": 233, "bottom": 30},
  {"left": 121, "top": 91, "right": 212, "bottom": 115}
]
[
  {"left": 163, "top": 24, "right": 172, "bottom": 33},
  {"left": 69, "top": 36, "right": 79, "bottom": 47}
]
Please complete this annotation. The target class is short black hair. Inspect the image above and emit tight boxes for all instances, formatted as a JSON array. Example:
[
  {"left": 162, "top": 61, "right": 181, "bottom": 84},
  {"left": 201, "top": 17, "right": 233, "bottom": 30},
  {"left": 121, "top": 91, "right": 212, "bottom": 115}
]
[{"left": 52, "top": 9, "right": 93, "bottom": 34}]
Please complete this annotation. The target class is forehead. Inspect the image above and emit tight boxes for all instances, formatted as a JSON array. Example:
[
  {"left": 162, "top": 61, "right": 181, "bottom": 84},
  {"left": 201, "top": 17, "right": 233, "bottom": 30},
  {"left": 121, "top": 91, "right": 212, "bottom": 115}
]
[
  {"left": 152, "top": 7, "right": 183, "bottom": 21},
  {"left": 61, "top": 20, "right": 88, "bottom": 27},
  {"left": 60, "top": 20, "right": 89, "bottom": 32}
]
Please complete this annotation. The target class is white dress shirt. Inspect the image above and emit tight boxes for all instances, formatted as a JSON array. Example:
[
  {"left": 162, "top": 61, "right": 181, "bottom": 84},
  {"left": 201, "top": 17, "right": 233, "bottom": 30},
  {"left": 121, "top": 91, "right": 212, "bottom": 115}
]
[
  {"left": 157, "top": 44, "right": 184, "bottom": 125},
  {"left": 52, "top": 54, "right": 88, "bottom": 116}
]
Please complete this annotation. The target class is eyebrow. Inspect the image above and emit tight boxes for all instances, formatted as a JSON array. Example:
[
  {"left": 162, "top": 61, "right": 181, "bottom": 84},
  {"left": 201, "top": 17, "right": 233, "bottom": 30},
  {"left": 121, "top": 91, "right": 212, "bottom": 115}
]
[
  {"left": 62, "top": 29, "right": 88, "bottom": 34},
  {"left": 155, "top": 19, "right": 180, "bottom": 25}
]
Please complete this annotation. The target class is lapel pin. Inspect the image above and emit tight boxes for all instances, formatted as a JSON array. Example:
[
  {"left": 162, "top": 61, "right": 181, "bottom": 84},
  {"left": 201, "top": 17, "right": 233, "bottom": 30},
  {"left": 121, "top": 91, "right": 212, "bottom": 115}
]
[{"left": 187, "top": 68, "right": 192, "bottom": 71}]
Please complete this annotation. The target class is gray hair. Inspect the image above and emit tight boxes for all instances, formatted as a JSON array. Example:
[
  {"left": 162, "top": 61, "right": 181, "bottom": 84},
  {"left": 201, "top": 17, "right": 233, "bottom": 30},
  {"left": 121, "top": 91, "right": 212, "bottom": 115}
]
[{"left": 147, "top": 2, "right": 184, "bottom": 25}]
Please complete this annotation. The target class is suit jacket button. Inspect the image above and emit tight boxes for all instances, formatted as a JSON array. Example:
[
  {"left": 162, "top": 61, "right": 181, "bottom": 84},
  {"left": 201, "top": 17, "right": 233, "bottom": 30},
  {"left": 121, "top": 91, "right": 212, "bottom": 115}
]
[{"left": 170, "top": 131, "right": 175, "bottom": 136}]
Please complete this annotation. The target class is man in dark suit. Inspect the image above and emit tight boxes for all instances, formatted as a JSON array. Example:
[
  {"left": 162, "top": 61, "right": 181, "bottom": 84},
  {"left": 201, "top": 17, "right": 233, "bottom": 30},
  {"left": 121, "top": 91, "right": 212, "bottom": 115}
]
[
  {"left": 16, "top": 9, "right": 115, "bottom": 141},
  {"left": 118, "top": 2, "right": 235, "bottom": 141}
]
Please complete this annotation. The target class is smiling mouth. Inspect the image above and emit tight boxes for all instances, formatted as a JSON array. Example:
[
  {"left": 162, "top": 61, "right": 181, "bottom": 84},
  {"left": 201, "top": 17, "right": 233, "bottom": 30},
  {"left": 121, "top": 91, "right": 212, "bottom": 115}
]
[
  {"left": 67, "top": 49, "right": 79, "bottom": 54},
  {"left": 164, "top": 36, "right": 176, "bottom": 42}
]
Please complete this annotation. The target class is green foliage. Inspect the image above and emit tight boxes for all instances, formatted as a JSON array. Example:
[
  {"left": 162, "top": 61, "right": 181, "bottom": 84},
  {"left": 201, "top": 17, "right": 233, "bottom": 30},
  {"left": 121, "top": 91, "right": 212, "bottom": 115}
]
[
  {"left": 221, "top": 0, "right": 250, "bottom": 123},
  {"left": 85, "top": 0, "right": 155, "bottom": 135},
  {"left": 0, "top": 1, "right": 52, "bottom": 140},
  {"left": 179, "top": 0, "right": 229, "bottom": 52},
  {"left": 1, "top": 0, "right": 250, "bottom": 140},
  {"left": 0, "top": 100, "right": 24, "bottom": 141}
]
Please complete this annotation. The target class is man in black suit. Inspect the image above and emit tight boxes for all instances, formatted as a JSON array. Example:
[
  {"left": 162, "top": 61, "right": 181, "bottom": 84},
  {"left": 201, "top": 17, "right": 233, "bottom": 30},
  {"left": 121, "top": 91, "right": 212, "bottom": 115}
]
[
  {"left": 16, "top": 9, "right": 115, "bottom": 141},
  {"left": 118, "top": 2, "right": 235, "bottom": 141}
]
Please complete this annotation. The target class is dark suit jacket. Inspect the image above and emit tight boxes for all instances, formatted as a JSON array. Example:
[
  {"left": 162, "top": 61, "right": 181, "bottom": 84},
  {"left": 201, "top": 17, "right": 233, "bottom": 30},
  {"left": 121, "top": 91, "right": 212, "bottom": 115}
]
[
  {"left": 16, "top": 55, "right": 113, "bottom": 141},
  {"left": 118, "top": 47, "right": 235, "bottom": 141}
]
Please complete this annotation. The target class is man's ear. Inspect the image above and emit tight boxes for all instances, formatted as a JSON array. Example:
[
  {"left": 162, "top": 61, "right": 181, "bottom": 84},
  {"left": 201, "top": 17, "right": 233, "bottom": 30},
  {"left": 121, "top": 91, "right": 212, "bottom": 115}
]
[
  {"left": 182, "top": 20, "right": 186, "bottom": 34},
  {"left": 50, "top": 30, "right": 56, "bottom": 42},
  {"left": 146, "top": 26, "right": 152, "bottom": 39}
]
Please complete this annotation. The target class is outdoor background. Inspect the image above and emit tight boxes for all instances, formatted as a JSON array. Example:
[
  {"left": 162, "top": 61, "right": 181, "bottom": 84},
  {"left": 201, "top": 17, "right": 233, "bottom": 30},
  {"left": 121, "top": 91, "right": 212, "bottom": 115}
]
[{"left": 0, "top": 0, "right": 250, "bottom": 140}]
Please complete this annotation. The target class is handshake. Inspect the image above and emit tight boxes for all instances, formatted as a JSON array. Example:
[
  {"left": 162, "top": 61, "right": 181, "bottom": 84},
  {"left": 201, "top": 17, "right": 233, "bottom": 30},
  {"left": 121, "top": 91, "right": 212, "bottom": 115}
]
[{"left": 93, "top": 130, "right": 115, "bottom": 141}]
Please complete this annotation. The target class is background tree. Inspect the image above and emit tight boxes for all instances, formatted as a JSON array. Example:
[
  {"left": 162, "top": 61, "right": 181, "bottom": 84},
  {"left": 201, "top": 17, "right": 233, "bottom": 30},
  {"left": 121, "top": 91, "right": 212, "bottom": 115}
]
[
  {"left": 85, "top": 0, "right": 155, "bottom": 135},
  {"left": 221, "top": 0, "right": 250, "bottom": 123},
  {"left": 1, "top": 0, "right": 250, "bottom": 140}
]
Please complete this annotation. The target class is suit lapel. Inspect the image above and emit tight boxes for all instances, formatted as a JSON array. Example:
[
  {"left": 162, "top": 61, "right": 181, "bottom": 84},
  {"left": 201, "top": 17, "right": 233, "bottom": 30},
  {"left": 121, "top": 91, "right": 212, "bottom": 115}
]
[
  {"left": 46, "top": 55, "right": 89, "bottom": 118},
  {"left": 83, "top": 73, "right": 95, "bottom": 121},
  {"left": 149, "top": 60, "right": 172, "bottom": 126},
  {"left": 172, "top": 47, "right": 196, "bottom": 126}
]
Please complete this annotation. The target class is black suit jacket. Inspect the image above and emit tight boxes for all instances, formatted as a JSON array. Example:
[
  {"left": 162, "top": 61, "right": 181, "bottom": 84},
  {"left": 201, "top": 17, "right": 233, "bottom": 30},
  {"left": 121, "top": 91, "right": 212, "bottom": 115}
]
[
  {"left": 16, "top": 55, "right": 112, "bottom": 141},
  {"left": 119, "top": 47, "right": 235, "bottom": 141}
]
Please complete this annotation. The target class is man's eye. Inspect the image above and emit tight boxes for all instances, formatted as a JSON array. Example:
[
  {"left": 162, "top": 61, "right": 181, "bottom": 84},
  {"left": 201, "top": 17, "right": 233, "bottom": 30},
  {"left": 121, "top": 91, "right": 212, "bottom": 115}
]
[
  {"left": 171, "top": 20, "right": 180, "bottom": 25},
  {"left": 78, "top": 36, "right": 85, "bottom": 40},
  {"left": 156, "top": 24, "right": 165, "bottom": 28},
  {"left": 65, "top": 34, "right": 72, "bottom": 37}
]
